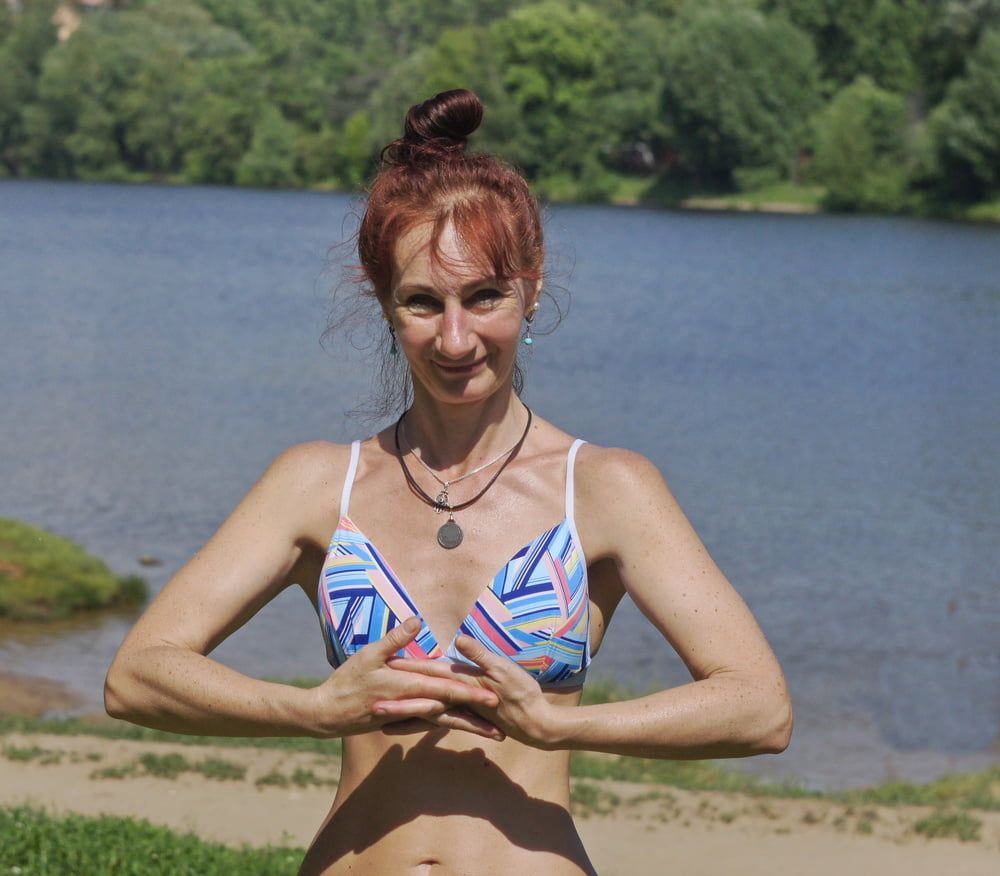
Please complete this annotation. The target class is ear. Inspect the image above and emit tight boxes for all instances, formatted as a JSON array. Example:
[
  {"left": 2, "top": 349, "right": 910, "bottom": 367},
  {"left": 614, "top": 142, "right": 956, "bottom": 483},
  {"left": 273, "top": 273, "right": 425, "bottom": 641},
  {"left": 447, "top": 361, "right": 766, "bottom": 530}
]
[{"left": 525, "top": 278, "right": 543, "bottom": 314}]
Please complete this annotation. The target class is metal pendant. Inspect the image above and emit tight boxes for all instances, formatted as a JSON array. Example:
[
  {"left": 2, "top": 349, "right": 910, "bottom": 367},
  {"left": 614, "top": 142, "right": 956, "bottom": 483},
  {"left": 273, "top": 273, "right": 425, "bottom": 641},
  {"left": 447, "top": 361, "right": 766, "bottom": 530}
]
[
  {"left": 434, "top": 489, "right": 449, "bottom": 513},
  {"left": 437, "top": 518, "right": 463, "bottom": 550}
]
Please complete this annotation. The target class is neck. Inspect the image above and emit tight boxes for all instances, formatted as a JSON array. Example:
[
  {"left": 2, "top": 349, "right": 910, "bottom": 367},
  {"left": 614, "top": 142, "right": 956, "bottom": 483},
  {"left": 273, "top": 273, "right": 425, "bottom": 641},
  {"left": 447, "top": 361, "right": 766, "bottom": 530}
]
[{"left": 402, "top": 384, "right": 528, "bottom": 474}]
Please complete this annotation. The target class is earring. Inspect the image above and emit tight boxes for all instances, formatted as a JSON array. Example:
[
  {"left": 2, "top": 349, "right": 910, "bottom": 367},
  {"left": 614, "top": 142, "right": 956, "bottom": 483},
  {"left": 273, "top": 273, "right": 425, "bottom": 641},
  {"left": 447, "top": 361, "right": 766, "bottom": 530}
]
[
  {"left": 522, "top": 302, "right": 539, "bottom": 346},
  {"left": 388, "top": 323, "right": 398, "bottom": 356}
]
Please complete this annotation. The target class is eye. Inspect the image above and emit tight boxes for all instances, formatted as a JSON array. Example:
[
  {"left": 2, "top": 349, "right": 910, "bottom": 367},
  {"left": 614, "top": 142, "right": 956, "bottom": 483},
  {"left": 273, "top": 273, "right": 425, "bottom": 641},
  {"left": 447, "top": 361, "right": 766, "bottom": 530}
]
[
  {"left": 470, "top": 288, "right": 503, "bottom": 306},
  {"left": 405, "top": 294, "right": 440, "bottom": 311}
]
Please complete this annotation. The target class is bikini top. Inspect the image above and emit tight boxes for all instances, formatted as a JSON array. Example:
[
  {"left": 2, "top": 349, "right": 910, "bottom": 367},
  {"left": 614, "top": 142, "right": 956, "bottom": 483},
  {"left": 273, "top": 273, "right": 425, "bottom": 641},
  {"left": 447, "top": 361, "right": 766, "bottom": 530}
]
[{"left": 316, "top": 438, "right": 591, "bottom": 690}]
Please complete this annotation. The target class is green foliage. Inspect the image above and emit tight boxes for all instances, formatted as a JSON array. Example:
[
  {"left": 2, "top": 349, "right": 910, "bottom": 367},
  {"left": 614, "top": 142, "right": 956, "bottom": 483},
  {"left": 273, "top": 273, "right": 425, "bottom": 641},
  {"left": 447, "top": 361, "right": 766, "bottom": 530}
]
[
  {"left": 236, "top": 105, "right": 299, "bottom": 188},
  {"left": 930, "top": 27, "right": 1000, "bottom": 200},
  {"left": 0, "top": 518, "right": 146, "bottom": 621},
  {"left": 762, "top": 0, "right": 928, "bottom": 93},
  {"left": 809, "top": 76, "right": 912, "bottom": 211},
  {"left": 0, "top": 0, "right": 996, "bottom": 216},
  {"left": 913, "top": 809, "right": 983, "bottom": 841},
  {"left": 0, "top": 805, "right": 303, "bottom": 874},
  {"left": 661, "top": 2, "right": 821, "bottom": 184}
]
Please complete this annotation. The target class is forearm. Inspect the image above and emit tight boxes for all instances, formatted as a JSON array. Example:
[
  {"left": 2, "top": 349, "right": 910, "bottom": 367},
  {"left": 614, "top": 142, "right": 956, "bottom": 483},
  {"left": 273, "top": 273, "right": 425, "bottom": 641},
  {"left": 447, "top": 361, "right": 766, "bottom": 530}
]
[
  {"left": 548, "top": 673, "right": 793, "bottom": 759},
  {"left": 104, "top": 645, "right": 320, "bottom": 738}
]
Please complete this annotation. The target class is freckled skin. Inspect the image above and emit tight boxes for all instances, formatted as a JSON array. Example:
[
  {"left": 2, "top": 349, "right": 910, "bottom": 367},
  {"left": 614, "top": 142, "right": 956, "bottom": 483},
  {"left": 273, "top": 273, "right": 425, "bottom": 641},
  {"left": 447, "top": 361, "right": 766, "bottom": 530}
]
[{"left": 105, "top": 221, "right": 791, "bottom": 876}]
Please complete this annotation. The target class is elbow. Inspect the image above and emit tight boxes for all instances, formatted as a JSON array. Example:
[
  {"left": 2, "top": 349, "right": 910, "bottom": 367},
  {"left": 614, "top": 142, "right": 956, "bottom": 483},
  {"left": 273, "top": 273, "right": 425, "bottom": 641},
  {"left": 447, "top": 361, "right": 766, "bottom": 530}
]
[
  {"left": 103, "top": 658, "right": 137, "bottom": 721},
  {"left": 758, "top": 695, "right": 793, "bottom": 754}
]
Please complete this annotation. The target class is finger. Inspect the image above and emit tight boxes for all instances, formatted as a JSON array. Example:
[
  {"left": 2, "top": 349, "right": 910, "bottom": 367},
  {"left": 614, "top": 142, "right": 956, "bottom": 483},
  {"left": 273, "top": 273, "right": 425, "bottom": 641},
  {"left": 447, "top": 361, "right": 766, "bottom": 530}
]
[
  {"left": 372, "top": 697, "right": 447, "bottom": 718},
  {"left": 364, "top": 616, "right": 422, "bottom": 663},
  {"left": 453, "top": 634, "right": 503, "bottom": 675},
  {"left": 425, "top": 708, "right": 506, "bottom": 741},
  {"left": 400, "top": 674, "right": 499, "bottom": 709},
  {"left": 387, "top": 656, "right": 488, "bottom": 683}
]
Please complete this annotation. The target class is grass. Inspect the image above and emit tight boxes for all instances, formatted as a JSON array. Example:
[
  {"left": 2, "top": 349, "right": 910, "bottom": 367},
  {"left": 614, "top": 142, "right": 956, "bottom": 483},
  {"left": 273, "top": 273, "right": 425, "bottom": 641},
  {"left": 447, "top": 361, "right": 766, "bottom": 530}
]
[
  {"left": 4, "top": 679, "right": 997, "bottom": 810},
  {"left": 0, "top": 517, "right": 146, "bottom": 621},
  {"left": 89, "top": 752, "right": 248, "bottom": 782},
  {"left": 0, "top": 805, "right": 303, "bottom": 874},
  {"left": 913, "top": 809, "right": 982, "bottom": 842},
  {"left": 570, "top": 782, "right": 621, "bottom": 817}
]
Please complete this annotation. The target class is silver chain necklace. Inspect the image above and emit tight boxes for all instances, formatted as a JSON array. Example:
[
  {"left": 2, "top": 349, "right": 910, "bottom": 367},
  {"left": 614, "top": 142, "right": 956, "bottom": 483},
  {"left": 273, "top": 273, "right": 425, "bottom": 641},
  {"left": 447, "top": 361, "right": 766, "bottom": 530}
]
[{"left": 399, "top": 415, "right": 526, "bottom": 513}]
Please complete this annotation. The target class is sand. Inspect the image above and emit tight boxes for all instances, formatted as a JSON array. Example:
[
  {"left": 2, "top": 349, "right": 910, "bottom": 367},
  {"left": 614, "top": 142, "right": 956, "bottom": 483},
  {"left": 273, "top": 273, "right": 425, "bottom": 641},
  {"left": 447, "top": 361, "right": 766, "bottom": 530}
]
[{"left": 1, "top": 670, "right": 997, "bottom": 874}]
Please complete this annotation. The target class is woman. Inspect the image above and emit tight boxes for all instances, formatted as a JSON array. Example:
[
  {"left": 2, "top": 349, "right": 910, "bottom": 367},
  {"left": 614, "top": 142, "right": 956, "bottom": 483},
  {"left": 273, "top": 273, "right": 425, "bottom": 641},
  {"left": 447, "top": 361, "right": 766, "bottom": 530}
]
[{"left": 104, "top": 89, "right": 792, "bottom": 875}]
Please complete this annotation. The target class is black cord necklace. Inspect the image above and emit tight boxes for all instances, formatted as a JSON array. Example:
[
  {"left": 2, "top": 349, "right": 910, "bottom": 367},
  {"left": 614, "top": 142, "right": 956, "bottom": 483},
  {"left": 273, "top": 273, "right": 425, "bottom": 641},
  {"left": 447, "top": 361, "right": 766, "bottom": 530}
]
[{"left": 394, "top": 404, "right": 533, "bottom": 549}]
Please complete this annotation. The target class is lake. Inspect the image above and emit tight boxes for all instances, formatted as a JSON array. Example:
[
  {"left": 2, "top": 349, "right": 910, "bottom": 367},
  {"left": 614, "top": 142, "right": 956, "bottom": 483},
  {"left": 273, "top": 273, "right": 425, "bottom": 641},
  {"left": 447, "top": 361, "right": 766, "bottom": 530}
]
[{"left": 0, "top": 179, "right": 997, "bottom": 791}]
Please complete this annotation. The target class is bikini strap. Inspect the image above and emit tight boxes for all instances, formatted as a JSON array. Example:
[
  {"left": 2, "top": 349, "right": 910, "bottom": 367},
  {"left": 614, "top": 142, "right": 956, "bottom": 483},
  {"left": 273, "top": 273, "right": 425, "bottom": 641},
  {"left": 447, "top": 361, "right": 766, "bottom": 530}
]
[
  {"left": 565, "top": 438, "right": 586, "bottom": 524},
  {"left": 339, "top": 440, "right": 361, "bottom": 520}
]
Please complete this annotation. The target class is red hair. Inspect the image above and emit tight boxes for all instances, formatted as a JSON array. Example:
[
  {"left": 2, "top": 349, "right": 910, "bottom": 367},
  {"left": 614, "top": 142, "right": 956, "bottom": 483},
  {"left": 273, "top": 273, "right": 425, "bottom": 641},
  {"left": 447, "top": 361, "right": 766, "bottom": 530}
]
[{"left": 357, "top": 89, "right": 544, "bottom": 304}]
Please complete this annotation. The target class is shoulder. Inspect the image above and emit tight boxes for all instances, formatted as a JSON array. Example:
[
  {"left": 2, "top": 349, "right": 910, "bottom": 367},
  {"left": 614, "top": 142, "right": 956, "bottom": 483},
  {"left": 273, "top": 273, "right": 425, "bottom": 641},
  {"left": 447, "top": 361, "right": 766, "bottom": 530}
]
[
  {"left": 573, "top": 443, "right": 685, "bottom": 559},
  {"left": 574, "top": 443, "right": 670, "bottom": 501},
  {"left": 263, "top": 440, "right": 353, "bottom": 491}
]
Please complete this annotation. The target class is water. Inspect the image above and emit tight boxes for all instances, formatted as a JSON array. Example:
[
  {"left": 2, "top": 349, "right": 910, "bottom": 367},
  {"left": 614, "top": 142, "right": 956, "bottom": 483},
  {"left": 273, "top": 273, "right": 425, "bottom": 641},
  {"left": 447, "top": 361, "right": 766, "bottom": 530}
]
[{"left": 1, "top": 180, "right": 997, "bottom": 791}]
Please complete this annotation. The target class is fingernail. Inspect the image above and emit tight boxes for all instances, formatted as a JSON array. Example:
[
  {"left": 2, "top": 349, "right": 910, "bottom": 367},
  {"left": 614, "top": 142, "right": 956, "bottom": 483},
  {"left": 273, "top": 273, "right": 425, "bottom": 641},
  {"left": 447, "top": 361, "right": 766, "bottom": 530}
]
[{"left": 402, "top": 616, "right": 419, "bottom": 633}]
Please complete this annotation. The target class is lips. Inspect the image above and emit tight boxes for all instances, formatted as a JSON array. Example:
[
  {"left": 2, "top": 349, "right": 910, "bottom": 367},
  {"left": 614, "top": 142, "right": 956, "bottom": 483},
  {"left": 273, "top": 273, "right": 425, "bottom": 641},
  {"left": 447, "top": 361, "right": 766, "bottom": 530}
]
[{"left": 433, "top": 358, "right": 486, "bottom": 375}]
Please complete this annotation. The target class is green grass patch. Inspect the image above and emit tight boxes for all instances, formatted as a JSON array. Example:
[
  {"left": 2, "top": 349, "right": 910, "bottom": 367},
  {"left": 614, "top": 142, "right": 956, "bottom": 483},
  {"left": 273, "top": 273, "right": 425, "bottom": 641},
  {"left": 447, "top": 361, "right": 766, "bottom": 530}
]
[
  {"left": 0, "top": 517, "right": 147, "bottom": 621},
  {"left": 136, "top": 752, "right": 191, "bottom": 779},
  {"left": 2, "top": 743, "right": 60, "bottom": 763},
  {"left": 90, "top": 763, "right": 139, "bottom": 780},
  {"left": 570, "top": 781, "right": 621, "bottom": 817},
  {"left": 255, "top": 770, "right": 290, "bottom": 788},
  {"left": 289, "top": 767, "right": 336, "bottom": 788},
  {"left": 913, "top": 809, "right": 982, "bottom": 842},
  {"left": 195, "top": 757, "right": 247, "bottom": 781},
  {"left": 0, "top": 805, "right": 303, "bottom": 874},
  {"left": 834, "top": 766, "right": 1000, "bottom": 811},
  {"left": 963, "top": 198, "right": 1000, "bottom": 223}
]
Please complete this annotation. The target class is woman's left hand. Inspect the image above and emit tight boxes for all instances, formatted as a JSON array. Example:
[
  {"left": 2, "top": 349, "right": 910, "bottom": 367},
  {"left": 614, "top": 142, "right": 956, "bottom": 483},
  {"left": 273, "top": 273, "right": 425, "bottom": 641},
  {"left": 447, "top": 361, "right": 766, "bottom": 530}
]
[{"left": 381, "top": 635, "right": 560, "bottom": 748}]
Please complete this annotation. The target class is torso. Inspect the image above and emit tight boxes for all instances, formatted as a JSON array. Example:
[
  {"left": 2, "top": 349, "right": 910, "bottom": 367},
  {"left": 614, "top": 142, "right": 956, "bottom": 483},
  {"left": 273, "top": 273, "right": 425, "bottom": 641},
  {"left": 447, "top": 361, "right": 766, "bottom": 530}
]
[{"left": 290, "top": 417, "right": 625, "bottom": 876}]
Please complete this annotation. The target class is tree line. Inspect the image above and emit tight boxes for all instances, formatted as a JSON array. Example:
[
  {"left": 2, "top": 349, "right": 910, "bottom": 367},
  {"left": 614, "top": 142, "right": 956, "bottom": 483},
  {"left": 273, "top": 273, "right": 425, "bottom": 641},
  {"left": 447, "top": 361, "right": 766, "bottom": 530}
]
[{"left": 2, "top": 0, "right": 998, "bottom": 217}]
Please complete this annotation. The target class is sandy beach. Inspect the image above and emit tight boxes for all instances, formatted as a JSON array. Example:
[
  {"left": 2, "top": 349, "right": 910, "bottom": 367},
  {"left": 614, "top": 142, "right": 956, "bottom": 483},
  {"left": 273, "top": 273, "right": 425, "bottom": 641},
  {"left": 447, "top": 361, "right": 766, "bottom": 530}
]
[{"left": 1, "top": 671, "right": 997, "bottom": 875}]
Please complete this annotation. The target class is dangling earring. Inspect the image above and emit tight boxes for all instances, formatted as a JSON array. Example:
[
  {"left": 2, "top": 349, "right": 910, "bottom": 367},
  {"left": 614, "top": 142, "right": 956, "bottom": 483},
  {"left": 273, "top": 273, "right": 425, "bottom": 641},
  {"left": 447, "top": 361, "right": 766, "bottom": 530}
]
[
  {"left": 522, "top": 302, "right": 539, "bottom": 346},
  {"left": 388, "top": 323, "right": 398, "bottom": 356}
]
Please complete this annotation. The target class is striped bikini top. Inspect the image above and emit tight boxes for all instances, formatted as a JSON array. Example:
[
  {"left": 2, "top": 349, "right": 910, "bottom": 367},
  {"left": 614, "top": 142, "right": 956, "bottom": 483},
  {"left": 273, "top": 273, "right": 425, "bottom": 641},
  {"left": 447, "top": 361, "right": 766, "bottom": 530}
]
[{"left": 316, "top": 438, "right": 591, "bottom": 689}]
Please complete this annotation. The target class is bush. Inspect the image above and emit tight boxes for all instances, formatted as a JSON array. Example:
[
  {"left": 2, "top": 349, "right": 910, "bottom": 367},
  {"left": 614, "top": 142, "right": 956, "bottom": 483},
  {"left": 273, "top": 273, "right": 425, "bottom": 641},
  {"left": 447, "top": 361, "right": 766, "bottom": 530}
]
[
  {"left": 809, "top": 76, "right": 911, "bottom": 212},
  {"left": 0, "top": 518, "right": 147, "bottom": 620}
]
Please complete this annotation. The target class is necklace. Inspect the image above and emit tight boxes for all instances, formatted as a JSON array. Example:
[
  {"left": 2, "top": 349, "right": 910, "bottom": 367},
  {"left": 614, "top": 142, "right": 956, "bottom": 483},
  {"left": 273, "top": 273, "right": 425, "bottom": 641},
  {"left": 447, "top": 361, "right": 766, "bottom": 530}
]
[
  {"left": 394, "top": 404, "right": 533, "bottom": 550},
  {"left": 399, "top": 416, "right": 525, "bottom": 512}
]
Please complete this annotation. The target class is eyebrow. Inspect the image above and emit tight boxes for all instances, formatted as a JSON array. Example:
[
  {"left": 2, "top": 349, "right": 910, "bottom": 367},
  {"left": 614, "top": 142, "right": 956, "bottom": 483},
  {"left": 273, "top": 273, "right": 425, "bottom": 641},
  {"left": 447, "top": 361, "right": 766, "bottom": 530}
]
[{"left": 396, "top": 277, "right": 501, "bottom": 296}]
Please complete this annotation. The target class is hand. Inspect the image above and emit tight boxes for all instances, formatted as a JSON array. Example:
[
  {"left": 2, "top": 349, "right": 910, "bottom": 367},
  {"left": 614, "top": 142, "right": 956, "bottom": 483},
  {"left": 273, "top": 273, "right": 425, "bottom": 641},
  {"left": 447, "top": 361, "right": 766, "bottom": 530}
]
[
  {"left": 307, "top": 618, "right": 503, "bottom": 740},
  {"left": 386, "top": 634, "right": 559, "bottom": 748}
]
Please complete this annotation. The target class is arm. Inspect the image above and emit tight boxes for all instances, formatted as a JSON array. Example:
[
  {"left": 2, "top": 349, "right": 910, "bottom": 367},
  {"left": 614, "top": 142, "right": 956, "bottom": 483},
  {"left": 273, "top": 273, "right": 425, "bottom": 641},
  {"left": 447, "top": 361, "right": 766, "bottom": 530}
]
[
  {"left": 104, "top": 443, "right": 500, "bottom": 739},
  {"left": 549, "top": 447, "right": 793, "bottom": 758}
]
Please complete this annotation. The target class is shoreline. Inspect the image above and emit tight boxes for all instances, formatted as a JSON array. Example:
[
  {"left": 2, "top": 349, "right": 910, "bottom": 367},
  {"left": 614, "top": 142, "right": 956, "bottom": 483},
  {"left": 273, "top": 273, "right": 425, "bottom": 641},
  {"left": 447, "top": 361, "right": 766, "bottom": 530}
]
[
  {"left": 1, "top": 730, "right": 997, "bottom": 874},
  {"left": 2, "top": 175, "right": 997, "bottom": 224}
]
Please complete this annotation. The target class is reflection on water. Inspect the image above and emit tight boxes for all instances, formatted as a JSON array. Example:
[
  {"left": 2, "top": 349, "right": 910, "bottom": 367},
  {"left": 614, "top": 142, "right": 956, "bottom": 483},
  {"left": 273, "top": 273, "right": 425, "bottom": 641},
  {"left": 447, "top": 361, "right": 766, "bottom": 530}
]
[{"left": 1, "top": 180, "right": 998, "bottom": 791}]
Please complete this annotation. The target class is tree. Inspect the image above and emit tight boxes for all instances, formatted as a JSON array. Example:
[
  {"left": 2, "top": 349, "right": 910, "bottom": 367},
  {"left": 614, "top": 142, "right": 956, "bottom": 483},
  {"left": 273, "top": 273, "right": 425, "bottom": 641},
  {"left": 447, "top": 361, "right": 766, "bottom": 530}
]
[
  {"left": 810, "top": 76, "right": 911, "bottom": 211},
  {"left": 236, "top": 105, "right": 299, "bottom": 187},
  {"left": 930, "top": 27, "right": 1000, "bottom": 199},
  {"left": 762, "top": 0, "right": 928, "bottom": 95},
  {"left": 661, "top": 2, "right": 820, "bottom": 184},
  {"left": 489, "top": 1, "right": 620, "bottom": 184}
]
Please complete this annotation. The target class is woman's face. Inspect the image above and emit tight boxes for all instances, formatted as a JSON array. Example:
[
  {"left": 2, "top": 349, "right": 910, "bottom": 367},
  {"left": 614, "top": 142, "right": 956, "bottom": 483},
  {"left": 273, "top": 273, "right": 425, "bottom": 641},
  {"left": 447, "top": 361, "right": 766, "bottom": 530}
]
[{"left": 388, "top": 220, "right": 537, "bottom": 406}]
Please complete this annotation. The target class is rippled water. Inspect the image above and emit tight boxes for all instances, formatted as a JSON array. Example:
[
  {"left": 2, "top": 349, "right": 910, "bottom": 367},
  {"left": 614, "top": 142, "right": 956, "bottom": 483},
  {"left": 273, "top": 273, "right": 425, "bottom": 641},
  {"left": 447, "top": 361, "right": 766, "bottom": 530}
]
[{"left": 1, "top": 180, "right": 997, "bottom": 790}]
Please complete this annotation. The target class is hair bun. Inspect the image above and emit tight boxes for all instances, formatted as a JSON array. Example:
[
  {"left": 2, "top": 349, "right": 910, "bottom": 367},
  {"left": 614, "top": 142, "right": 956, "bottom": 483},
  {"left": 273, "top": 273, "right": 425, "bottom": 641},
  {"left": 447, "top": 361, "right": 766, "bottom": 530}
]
[{"left": 383, "top": 89, "right": 483, "bottom": 166}]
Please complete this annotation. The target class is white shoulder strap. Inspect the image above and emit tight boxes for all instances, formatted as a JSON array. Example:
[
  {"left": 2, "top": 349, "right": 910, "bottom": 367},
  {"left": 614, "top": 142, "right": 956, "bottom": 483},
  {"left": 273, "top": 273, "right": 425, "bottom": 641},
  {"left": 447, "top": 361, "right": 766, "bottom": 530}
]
[
  {"left": 339, "top": 440, "right": 361, "bottom": 520},
  {"left": 565, "top": 438, "right": 586, "bottom": 522}
]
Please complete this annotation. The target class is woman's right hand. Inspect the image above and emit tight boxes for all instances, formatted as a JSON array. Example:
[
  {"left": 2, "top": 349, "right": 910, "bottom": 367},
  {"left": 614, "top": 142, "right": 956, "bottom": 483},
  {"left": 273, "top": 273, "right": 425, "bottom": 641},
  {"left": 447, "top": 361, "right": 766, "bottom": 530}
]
[{"left": 306, "top": 617, "right": 504, "bottom": 740}]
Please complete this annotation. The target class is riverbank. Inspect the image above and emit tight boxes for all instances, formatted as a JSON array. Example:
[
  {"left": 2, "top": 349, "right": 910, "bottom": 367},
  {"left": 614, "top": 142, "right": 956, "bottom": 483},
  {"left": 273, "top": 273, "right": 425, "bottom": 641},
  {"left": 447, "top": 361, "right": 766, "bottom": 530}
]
[
  {"left": 1, "top": 667, "right": 997, "bottom": 874},
  {"left": 0, "top": 518, "right": 146, "bottom": 621},
  {"left": 1, "top": 728, "right": 996, "bottom": 875}
]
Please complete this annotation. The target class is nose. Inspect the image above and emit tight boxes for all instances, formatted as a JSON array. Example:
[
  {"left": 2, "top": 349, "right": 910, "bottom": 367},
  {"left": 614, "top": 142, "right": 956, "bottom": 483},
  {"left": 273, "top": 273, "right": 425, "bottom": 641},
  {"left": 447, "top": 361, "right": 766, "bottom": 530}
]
[{"left": 437, "top": 300, "right": 475, "bottom": 359}]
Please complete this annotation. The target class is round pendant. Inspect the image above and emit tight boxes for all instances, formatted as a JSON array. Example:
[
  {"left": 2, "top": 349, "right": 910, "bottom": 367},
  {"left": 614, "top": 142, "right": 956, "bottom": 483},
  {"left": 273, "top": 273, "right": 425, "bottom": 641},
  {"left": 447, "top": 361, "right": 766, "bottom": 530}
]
[{"left": 437, "top": 519, "right": 463, "bottom": 550}]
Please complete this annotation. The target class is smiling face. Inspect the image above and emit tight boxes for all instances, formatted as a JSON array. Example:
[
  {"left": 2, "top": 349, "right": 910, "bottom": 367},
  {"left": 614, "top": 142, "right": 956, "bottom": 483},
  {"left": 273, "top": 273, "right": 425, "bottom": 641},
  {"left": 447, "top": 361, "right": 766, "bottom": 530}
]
[{"left": 388, "top": 219, "right": 538, "bottom": 406}]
